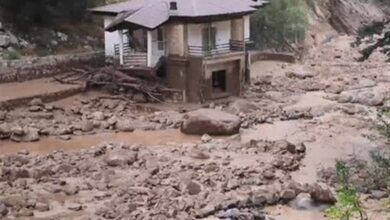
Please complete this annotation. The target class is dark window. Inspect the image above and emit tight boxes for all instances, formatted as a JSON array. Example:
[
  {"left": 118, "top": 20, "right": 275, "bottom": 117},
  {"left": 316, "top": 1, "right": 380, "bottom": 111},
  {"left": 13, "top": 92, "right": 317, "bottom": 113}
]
[
  {"left": 170, "top": 2, "right": 178, "bottom": 10},
  {"left": 202, "top": 24, "right": 216, "bottom": 53},
  {"left": 212, "top": 70, "right": 226, "bottom": 93}
]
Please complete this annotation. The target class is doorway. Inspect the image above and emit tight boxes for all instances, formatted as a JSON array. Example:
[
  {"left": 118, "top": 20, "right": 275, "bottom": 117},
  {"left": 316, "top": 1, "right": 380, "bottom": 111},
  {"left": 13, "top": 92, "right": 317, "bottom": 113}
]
[{"left": 212, "top": 70, "right": 227, "bottom": 93}]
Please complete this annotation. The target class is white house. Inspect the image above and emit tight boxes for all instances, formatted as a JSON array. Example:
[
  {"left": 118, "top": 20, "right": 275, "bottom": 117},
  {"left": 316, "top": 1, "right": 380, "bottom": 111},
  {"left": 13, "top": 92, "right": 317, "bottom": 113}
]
[{"left": 91, "top": 0, "right": 268, "bottom": 102}]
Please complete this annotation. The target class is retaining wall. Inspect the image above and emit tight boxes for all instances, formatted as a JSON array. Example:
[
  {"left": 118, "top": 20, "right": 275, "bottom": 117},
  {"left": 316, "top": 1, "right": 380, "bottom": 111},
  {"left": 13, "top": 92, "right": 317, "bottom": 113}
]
[
  {"left": 0, "top": 51, "right": 104, "bottom": 83},
  {"left": 250, "top": 51, "right": 296, "bottom": 63}
]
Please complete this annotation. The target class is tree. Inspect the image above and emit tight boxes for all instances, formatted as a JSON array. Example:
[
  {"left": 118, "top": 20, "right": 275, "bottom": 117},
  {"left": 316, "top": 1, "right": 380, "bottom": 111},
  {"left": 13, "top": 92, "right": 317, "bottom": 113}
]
[{"left": 250, "top": 0, "right": 309, "bottom": 51}]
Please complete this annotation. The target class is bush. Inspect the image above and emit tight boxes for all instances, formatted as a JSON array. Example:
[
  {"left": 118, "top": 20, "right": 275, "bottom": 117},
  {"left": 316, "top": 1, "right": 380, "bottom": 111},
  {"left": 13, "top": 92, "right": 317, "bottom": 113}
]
[
  {"left": 326, "top": 161, "right": 366, "bottom": 220},
  {"left": 4, "top": 49, "right": 21, "bottom": 60},
  {"left": 250, "top": 0, "right": 309, "bottom": 51}
]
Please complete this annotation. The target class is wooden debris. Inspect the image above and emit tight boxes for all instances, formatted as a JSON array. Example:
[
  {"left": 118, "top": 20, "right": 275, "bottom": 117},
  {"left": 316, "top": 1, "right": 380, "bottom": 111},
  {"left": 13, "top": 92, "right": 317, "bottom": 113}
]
[{"left": 53, "top": 66, "right": 180, "bottom": 102}]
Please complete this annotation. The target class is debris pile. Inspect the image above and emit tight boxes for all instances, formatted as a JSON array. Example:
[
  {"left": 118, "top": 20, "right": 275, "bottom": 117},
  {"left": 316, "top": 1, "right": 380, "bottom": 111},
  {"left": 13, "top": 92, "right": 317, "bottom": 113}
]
[{"left": 54, "top": 67, "right": 182, "bottom": 103}]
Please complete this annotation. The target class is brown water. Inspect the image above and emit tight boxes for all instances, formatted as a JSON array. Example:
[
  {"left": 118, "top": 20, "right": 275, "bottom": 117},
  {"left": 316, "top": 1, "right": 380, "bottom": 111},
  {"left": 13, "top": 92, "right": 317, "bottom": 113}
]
[
  {"left": 0, "top": 78, "right": 81, "bottom": 102},
  {"left": 0, "top": 129, "right": 201, "bottom": 155}
]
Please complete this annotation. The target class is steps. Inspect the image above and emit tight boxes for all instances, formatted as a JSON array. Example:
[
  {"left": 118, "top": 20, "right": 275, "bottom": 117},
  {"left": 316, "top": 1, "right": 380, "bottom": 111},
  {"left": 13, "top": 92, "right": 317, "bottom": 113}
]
[{"left": 123, "top": 52, "right": 147, "bottom": 67}]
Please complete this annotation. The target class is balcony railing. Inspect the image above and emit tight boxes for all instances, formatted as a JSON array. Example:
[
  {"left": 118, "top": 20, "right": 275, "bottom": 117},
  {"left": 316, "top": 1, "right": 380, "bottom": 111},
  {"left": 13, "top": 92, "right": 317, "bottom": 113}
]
[
  {"left": 114, "top": 43, "right": 147, "bottom": 67},
  {"left": 188, "top": 40, "right": 246, "bottom": 57}
]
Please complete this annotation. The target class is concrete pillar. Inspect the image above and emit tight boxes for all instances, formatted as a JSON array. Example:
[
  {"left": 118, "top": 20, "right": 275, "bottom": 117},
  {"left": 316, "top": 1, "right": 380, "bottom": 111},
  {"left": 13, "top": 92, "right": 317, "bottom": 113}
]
[
  {"left": 147, "top": 30, "right": 153, "bottom": 67},
  {"left": 118, "top": 30, "right": 124, "bottom": 65}
]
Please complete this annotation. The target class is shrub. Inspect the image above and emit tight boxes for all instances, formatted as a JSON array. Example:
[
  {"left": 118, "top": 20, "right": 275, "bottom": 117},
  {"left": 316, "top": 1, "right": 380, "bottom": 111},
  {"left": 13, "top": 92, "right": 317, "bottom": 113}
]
[
  {"left": 250, "top": 0, "right": 309, "bottom": 51},
  {"left": 326, "top": 161, "right": 366, "bottom": 220},
  {"left": 4, "top": 49, "right": 21, "bottom": 60}
]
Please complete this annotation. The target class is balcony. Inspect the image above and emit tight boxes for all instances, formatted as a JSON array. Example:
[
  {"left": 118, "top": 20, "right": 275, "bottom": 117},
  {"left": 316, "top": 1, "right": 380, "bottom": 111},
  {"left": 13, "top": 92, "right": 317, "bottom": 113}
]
[{"left": 188, "top": 40, "right": 246, "bottom": 57}]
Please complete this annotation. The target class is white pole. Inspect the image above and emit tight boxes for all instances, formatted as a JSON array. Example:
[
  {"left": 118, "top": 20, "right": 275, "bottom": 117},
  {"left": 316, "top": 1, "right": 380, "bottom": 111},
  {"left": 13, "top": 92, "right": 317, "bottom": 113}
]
[
  {"left": 147, "top": 30, "right": 153, "bottom": 67},
  {"left": 118, "top": 30, "right": 124, "bottom": 65}
]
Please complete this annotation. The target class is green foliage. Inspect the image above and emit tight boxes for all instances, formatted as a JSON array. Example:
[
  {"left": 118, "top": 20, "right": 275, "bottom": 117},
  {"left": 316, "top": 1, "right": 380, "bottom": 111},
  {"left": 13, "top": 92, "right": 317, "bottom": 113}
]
[
  {"left": 4, "top": 49, "right": 21, "bottom": 60},
  {"left": 326, "top": 161, "right": 366, "bottom": 220},
  {"left": 0, "top": 0, "right": 92, "bottom": 30},
  {"left": 251, "top": 0, "right": 309, "bottom": 51}
]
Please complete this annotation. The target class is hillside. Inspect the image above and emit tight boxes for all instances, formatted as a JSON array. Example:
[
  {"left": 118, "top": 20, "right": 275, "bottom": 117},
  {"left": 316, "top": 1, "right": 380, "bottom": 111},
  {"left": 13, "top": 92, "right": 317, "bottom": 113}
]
[{"left": 0, "top": 0, "right": 388, "bottom": 60}]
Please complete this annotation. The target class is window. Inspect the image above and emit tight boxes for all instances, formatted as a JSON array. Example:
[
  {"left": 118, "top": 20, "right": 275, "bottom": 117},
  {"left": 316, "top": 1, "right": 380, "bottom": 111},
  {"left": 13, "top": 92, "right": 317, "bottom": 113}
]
[
  {"left": 212, "top": 70, "right": 226, "bottom": 93},
  {"left": 202, "top": 24, "right": 216, "bottom": 53}
]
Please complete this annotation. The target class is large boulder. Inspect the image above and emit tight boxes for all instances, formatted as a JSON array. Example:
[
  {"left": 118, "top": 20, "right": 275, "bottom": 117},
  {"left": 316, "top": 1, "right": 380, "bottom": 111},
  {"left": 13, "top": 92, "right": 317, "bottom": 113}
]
[{"left": 181, "top": 109, "right": 241, "bottom": 135}]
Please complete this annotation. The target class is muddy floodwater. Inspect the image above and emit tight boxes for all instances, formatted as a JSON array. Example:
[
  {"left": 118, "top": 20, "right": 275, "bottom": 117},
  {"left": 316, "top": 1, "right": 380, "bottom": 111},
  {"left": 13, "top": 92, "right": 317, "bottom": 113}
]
[{"left": 0, "top": 129, "right": 201, "bottom": 155}]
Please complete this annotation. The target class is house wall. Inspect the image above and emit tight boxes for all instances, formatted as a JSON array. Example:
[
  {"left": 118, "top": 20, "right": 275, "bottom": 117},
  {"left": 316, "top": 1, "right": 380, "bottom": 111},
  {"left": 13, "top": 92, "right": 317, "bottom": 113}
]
[
  {"left": 187, "top": 23, "right": 203, "bottom": 47},
  {"left": 103, "top": 16, "right": 129, "bottom": 57},
  {"left": 213, "top": 20, "right": 231, "bottom": 45},
  {"left": 187, "top": 20, "right": 232, "bottom": 47},
  {"left": 104, "top": 16, "right": 119, "bottom": 57},
  {"left": 231, "top": 17, "right": 245, "bottom": 41},
  {"left": 203, "top": 54, "right": 245, "bottom": 100}
]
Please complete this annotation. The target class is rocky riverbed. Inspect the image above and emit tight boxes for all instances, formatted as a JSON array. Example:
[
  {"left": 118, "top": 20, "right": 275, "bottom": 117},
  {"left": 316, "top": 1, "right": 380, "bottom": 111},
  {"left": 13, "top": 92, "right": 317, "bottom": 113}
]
[{"left": 0, "top": 35, "right": 389, "bottom": 219}]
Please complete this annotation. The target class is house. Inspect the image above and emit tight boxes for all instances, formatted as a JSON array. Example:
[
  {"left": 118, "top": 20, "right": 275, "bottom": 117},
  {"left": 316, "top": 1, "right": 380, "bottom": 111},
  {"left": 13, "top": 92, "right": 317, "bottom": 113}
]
[{"left": 90, "top": 0, "right": 268, "bottom": 102}]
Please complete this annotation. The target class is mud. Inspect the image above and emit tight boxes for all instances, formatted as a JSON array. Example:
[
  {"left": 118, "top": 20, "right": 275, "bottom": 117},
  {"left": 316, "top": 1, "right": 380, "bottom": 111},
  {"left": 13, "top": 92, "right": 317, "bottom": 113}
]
[
  {"left": 0, "top": 35, "right": 389, "bottom": 219},
  {"left": 0, "top": 129, "right": 201, "bottom": 155}
]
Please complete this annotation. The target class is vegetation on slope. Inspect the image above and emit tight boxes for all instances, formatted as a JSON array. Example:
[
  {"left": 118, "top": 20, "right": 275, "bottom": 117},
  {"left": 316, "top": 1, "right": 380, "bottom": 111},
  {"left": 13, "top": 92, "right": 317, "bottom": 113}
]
[{"left": 250, "top": 0, "right": 311, "bottom": 51}]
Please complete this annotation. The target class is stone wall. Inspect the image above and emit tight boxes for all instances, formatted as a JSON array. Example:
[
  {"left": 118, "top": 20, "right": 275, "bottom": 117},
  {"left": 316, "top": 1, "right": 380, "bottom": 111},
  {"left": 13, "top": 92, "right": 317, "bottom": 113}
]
[
  {"left": 0, "top": 51, "right": 104, "bottom": 83},
  {"left": 250, "top": 51, "right": 296, "bottom": 63}
]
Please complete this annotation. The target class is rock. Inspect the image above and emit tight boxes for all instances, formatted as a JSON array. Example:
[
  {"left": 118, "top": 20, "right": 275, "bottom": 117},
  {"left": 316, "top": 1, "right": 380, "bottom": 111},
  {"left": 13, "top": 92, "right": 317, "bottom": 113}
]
[
  {"left": 35, "top": 202, "right": 50, "bottom": 212},
  {"left": 133, "top": 93, "right": 147, "bottom": 103},
  {"left": 189, "top": 149, "right": 210, "bottom": 160},
  {"left": 29, "top": 98, "right": 43, "bottom": 106},
  {"left": 275, "top": 140, "right": 296, "bottom": 153},
  {"left": 16, "top": 208, "right": 34, "bottom": 217},
  {"left": 370, "top": 190, "right": 388, "bottom": 200},
  {"left": 290, "top": 193, "right": 315, "bottom": 210},
  {"left": 263, "top": 170, "right": 275, "bottom": 180},
  {"left": 0, "top": 123, "right": 11, "bottom": 139},
  {"left": 356, "top": 91, "right": 384, "bottom": 106},
  {"left": 116, "top": 119, "right": 135, "bottom": 132},
  {"left": 281, "top": 189, "right": 297, "bottom": 201},
  {"left": 286, "top": 69, "right": 314, "bottom": 79},
  {"left": 105, "top": 150, "right": 137, "bottom": 167},
  {"left": 0, "top": 202, "right": 8, "bottom": 217},
  {"left": 81, "top": 120, "right": 94, "bottom": 132},
  {"left": 325, "top": 83, "right": 344, "bottom": 94},
  {"left": 63, "top": 184, "right": 79, "bottom": 195},
  {"left": 0, "top": 111, "right": 7, "bottom": 121},
  {"left": 201, "top": 134, "right": 212, "bottom": 143},
  {"left": 228, "top": 99, "right": 258, "bottom": 114},
  {"left": 23, "top": 128, "right": 40, "bottom": 142},
  {"left": 2, "top": 195, "right": 26, "bottom": 210},
  {"left": 309, "top": 183, "right": 336, "bottom": 204},
  {"left": 67, "top": 202, "right": 83, "bottom": 211},
  {"left": 187, "top": 181, "right": 202, "bottom": 195},
  {"left": 91, "top": 111, "right": 105, "bottom": 121},
  {"left": 296, "top": 143, "right": 306, "bottom": 153},
  {"left": 0, "top": 35, "right": 10, "bottom": 48},
  {"left": 353, "top": 79, "right": 377, "bottom": 89},
  {"left": 29, "top": 106, "right": 42, "bottom": 112},
  {"left": 11, "top": 125, "right": 24, "bottom": 136},
  {"left": 181, "top": 109, "right": 241, "bottom": 135}
]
